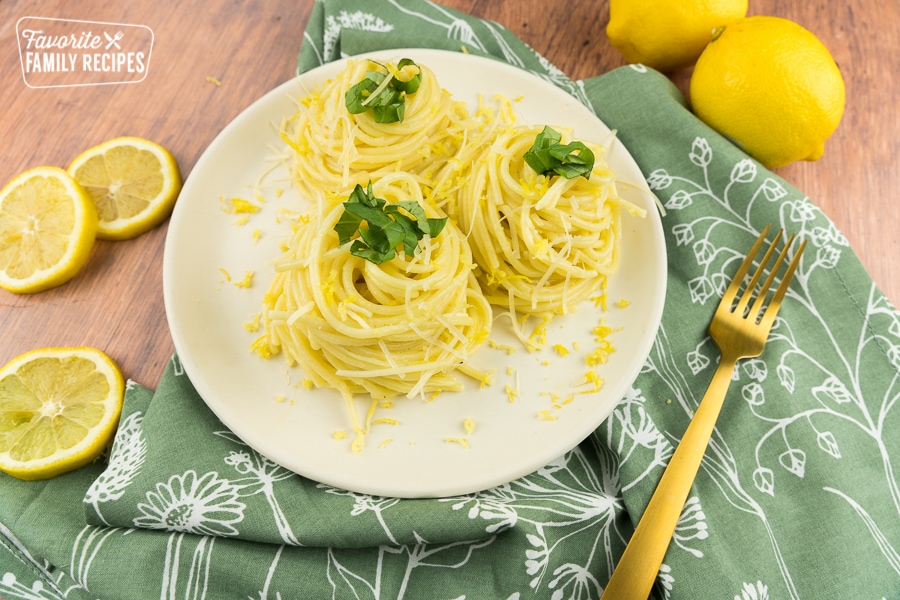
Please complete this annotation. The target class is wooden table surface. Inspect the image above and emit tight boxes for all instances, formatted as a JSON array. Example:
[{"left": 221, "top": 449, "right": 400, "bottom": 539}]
[{"left": 1, "top": 0, "right": 897, "bottom": 389}]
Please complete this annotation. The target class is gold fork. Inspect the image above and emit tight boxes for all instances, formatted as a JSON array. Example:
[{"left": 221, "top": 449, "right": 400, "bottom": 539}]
[{"left": 600, "top": 225, "right": 806, "bottom": 600}]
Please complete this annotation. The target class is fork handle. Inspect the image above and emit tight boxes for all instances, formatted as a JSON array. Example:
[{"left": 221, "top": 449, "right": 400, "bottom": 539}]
[{"left": 600, "top": 356, "right": 737, "bottom": 600}]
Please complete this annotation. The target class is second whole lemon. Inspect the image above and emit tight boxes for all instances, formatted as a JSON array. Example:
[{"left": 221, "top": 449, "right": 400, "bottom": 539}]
[
  {"left": 690, "top": 16, "right": 846, "bottom": 169},
  {"left": 607, "top": 0, "right": 748, "bottom": 72}
]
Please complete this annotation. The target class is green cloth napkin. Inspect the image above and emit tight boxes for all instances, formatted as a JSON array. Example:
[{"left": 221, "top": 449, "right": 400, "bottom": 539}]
[{"left": 3, "top": 1, "right": 900, "bottom": 598}]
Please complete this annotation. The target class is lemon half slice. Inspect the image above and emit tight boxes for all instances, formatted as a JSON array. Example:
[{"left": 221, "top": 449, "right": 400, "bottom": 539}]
[
  {"left": 68, "top": 136, "right": 182, "bottom": 240},
  {"left": 0, "top": 346, "right": 125, "bottom": 480},
  {"left": 0, "top": 166, "right": 98, "bottom": 294}
]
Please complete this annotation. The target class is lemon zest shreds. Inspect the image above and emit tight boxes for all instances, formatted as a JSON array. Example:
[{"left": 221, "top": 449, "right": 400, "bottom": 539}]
[
  {"left": 505, "top": 384, "right": 519, "bottom": 403},
  {"left": 234, "top": 270, "right": 254, "bottom": 288},
  {"left": 243, "top": 312, "right": 261, "bottom": 332},
  {"left": 552, "top": 344, "right": 570, "bottom": 357},
  {"left": 221, "top": 197, "right": 260, "bottom": 214},
  {"left": 444, "top": 437, "right": 469, "bottom": 449},
  {"left": 538, "top": 409, "right": 558, "bottom": 421},
  {"left": 249, "top": 335, "right": 274, "bottom": 359},
  {"left": 578, "top": 371, "right": 604, "bottom": 394},
  {"left": 488, "top": 340, "right": 516, "bottom": 355}
]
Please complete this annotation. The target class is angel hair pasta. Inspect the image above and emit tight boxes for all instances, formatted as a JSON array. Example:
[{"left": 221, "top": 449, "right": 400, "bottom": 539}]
[
  {"left": 259, "top": 173, "right": 492, "bottom": 444},
  {"left": 280, "top": 58, "right": 478, "bottom": 205},
  {"left": 456, "top": 125, "right": 646, "bottom": 344}
]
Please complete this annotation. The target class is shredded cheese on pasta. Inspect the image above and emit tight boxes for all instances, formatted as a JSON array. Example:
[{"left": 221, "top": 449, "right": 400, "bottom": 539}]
[
  {"left": 456, "top": 124, "right": 645, "bottom": 345},
  {"left": 253, "top": 57, "right": 644, "bottom": 450}
]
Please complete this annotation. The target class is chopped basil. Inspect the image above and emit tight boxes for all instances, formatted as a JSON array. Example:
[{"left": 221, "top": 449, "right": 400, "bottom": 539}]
[
  {"left": 334, "top": 182, "right": 447, "bottom": 264},
  {"left": 344, "top": 59, "right": 422, "bottom": 124},
  {"left": 523, "top": 126, "right": 595, "bottom": 180}
]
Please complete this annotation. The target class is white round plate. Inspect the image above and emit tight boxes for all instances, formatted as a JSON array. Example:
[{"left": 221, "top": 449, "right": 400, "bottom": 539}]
[{"left": 164, "top": 49, "right": 666, "bottom": 498}]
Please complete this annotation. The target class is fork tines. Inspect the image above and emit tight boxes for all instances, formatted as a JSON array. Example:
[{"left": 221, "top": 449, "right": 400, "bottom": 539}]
[{"left": 726, "top": 226, "right": 806, "bottom": 325}]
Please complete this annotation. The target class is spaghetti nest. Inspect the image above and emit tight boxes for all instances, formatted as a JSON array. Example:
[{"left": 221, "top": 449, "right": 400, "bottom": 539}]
[
  {"left": 281, "top": 58, "right": 475, "bottom": 204},
  {"left": 261, "top": 173, "right": 492, "bottom": 404},
  {"left": 456, "top": 125, "right": 644, "bottom": 343}
]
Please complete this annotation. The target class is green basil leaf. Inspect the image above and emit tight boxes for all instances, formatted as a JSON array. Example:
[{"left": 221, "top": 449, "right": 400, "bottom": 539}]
[
  {"left": 388, "top": 212, "right": 422, "bottom": 257},
  {"left": 345, "top": 77, "right": 380, "bottom": 114},
  {"left": 523, "top": 126, "right": 595, "bottom": 180},
  {"left": 343, "top": 202, "right": 394, "bottom": 231},
  {"left": 334, "top": 210, "right": 363, "bottom": 245},
  {"left": 350, "top": 239, "right": 394, "bottom": 264},
  {"left": 372, "top": 100, "right": 405, "bottom": 123},
  {"left": 334, "top": 180, "right": 447, "bottom": 264},
  {"left": 550, "top": 142, "right": 595, "bottom": 179},
  {"left": 425, "top": 217, "right": 447, "bottom": 238},
  {"left": 389, "top": 201, "right": 428, "bottom": 231},
  {"left": 344, "top": 60, "right": 420, "bottom": 123},
  {"left": 392, "top": 59, "right": 421, "bottom": 94}
]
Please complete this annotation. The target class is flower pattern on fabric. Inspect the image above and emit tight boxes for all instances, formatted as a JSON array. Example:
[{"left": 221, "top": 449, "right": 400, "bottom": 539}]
[
  {"left": 134, "top": 471, "right": 246, "bottom": 537},
  {"left": 83, "top": 410, "right": 147, "bottom": 524},
  {"left": 0, "top": 573, "right": 64, "bottom": 600}
]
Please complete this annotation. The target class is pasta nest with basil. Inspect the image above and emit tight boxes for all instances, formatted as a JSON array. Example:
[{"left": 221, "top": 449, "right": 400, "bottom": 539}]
[
  {"left": 281, "top": 58, "right": 478, "bottom": 205},
  {"left": 260, "top": 173, "right": 492, "bottom": 410},
  {"left": 456, "top": 125, "right": 645, "bottom": 344}
]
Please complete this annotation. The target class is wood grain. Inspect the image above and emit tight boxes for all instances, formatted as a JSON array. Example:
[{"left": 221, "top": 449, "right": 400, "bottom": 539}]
[{"left": 0, "top": 0, "right": 897, "bottom": 389}]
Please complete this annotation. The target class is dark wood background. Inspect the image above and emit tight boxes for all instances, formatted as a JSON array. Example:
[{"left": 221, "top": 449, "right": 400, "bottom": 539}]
[{"left": 1, "top": 0, "right": 897, "bottom": 388}]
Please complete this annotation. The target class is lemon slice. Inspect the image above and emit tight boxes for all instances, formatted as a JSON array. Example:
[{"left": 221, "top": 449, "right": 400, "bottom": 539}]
[
  {"left": 68, "top": 136, "right": 182, "bottom": 240},
  {"left": 0, "top": 166, "right": 98, "bottom": 294},
  {"left": 0, "top": 346, "right": 125, "bottom": 480}
]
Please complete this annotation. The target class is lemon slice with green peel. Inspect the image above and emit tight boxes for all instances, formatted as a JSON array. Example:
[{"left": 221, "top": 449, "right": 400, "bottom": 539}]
[
  {"left": 0, "top": 346, "right": 125, "bottom": 480},
  {"left": 68, "top": 136, "right": 182, "bottom": 241},
  {"left": 0, "top": 166, "right": 98, "bottom": 294}
]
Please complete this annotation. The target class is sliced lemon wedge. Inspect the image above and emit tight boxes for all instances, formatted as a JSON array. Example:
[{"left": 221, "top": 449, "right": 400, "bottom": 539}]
[
  {"left": 0, "top": 166, "right": 98, "bottom": 294},
  {"left": 68, "top": 136, "right": 182, "bottom": 240},
  {"left": 0, "top": 346, "right": 125, "bottom": 480}
]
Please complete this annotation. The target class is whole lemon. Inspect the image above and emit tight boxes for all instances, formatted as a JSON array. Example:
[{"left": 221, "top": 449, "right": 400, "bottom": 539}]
[
  {"left": 607, "top": 0, "right": 748, "bottom": 72},
  {"left": 690, "top": 16, "right": 845, "bottom": 169}
]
